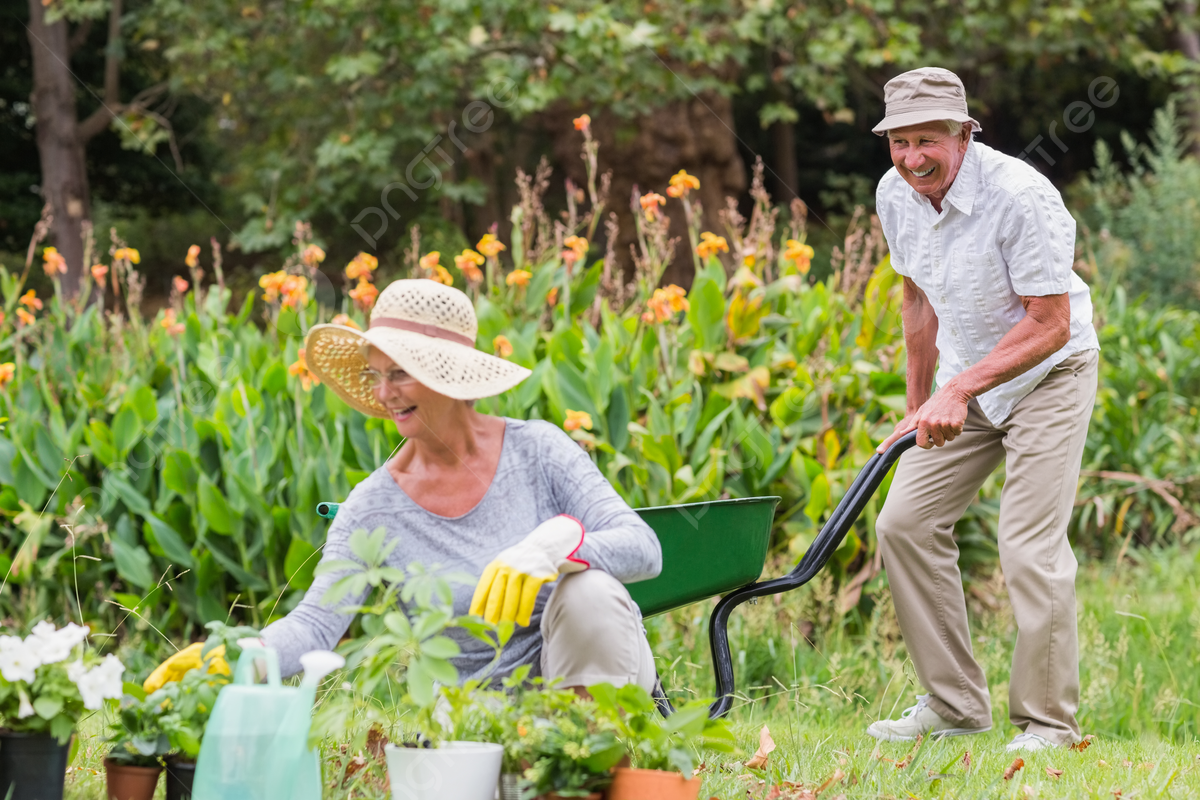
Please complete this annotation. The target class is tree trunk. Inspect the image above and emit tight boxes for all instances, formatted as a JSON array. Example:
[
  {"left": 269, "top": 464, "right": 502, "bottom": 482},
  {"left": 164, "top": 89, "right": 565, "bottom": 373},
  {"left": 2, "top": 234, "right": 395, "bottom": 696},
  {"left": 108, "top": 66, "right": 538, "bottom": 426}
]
[
  {"left": 771, "top": 119, "right": 798, "bottom": 201},
  {"left": 1173, "top": 0, "right": 1200, "bottom": 156},
  {"left": 27, "top": 0, "right": 91, "bottom": 297}
]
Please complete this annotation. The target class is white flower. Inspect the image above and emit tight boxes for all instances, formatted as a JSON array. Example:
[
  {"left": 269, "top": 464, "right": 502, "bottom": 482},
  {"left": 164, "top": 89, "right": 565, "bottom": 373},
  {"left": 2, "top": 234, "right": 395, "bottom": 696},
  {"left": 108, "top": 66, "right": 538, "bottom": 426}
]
[
  {"left": 71, "top": 655, "right": 125, "bottom": 710},
  {"left": 25, "top": 621, "right": 89, "bottom": 665},
  {"left": 16, "top": 688, "right": 34, "bottom": 719},
  {"left": 0, "top": 636, "right": 40, "bottom": 684}
]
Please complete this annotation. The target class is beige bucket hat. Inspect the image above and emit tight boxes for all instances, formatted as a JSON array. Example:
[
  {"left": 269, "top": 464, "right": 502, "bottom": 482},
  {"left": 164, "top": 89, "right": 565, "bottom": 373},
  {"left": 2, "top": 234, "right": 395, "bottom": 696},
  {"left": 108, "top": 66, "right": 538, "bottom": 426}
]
[
  {"left": 872, "top": 67, "right": 982, "bottom": 135},
  {"left": 304, "top": 279, "right": 531, "bottom": 417}
]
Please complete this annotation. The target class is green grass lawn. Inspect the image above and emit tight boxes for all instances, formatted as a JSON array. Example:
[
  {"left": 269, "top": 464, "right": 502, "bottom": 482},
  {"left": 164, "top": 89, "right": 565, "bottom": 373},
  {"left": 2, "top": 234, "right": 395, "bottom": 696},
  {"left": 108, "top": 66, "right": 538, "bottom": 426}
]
[{"left": 64, "top": 547, "right": 1200, "bottom": 799}]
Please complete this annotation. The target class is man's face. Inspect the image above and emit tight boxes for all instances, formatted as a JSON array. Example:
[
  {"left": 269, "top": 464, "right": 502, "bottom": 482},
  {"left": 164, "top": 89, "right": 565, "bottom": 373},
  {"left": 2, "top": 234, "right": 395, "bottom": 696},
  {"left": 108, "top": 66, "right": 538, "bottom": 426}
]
[{"left": 887, "top": 122, "right": 971, "bottom": 204}]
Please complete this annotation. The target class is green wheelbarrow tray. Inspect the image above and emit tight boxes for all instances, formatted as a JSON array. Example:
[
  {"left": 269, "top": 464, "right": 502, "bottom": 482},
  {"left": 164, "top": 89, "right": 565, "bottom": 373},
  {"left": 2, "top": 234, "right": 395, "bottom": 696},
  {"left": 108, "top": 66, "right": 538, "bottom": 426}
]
[{"left": 315, "top": 430, "right": 918, "bottom": 719}]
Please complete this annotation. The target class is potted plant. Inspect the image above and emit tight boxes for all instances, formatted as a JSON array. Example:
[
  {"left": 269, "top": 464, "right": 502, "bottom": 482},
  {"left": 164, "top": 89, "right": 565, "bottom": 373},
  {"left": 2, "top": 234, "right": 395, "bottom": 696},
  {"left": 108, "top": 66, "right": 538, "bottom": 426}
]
[
  {"left": 516, "top": 697, "right": 625, "bottom": 800},
  {"left": 0, "top": 621, "right": 124, "bottom": 800},
  {"left": 106, "top": 687, "right": 169, "bottom": 800},
  {"left": 590, "top": 683, "right": 736, "bottom": 800},
  {"left": 309, "top": 527, "right": 507, "bottom": 800}
]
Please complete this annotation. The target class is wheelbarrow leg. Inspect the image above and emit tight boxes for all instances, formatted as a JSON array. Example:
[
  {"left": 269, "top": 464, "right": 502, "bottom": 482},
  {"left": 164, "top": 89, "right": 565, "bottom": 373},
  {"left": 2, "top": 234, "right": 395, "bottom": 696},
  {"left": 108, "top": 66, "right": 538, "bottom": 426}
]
[{"left": 706, "top": 431, "right": 919, "bottom": 718}]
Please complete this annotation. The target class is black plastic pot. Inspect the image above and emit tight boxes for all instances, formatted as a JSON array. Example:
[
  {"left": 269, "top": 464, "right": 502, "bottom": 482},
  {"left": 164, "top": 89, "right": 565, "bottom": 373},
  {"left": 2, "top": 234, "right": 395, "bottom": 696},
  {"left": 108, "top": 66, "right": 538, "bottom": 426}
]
[
  {"left": 164, "top": 759, "right": 196, "bottom": 800},
  {"left": 0, "top": 731, "right": 71, "bottom": 800}
]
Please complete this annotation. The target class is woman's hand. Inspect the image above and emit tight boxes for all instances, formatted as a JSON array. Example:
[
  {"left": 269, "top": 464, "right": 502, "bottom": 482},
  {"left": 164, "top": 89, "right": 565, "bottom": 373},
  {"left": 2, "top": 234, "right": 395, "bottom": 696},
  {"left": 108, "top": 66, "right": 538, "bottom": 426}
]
[{"left": 468, "top": 515, "right": 589, "bottom": 626}]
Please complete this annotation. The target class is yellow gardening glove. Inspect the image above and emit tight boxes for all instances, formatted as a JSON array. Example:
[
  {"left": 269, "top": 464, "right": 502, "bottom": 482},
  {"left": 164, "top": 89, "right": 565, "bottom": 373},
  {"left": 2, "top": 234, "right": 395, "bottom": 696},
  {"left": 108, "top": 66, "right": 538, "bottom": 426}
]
[
  {"left": 468, "top": 515, "right": 589, "bottom": 626},
  {"left": 143, "top": 642, "right": 231, "bottom": 693}
]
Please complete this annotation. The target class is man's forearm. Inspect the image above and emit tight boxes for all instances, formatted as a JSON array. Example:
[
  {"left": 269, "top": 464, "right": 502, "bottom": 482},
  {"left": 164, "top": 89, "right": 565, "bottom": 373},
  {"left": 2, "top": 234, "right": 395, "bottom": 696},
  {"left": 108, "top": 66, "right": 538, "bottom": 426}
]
[{"left": 902, "top": 288, "right": 939, "bottom": 414}]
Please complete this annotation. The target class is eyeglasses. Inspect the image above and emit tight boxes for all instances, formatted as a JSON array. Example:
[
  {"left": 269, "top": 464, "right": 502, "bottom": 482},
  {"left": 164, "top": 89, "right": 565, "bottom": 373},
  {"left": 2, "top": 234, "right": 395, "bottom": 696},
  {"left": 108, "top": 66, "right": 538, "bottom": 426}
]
[{"left": 358, "top": 367, "right": 418, "bottom": 392}]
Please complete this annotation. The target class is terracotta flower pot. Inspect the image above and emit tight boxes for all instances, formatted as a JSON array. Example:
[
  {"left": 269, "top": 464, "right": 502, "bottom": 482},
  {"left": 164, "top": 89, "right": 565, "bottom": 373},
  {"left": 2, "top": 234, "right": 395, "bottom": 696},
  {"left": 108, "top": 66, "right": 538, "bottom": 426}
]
[
  {"left": 606, "top": 767, "right": 702, "bottom": 800},
  {"left": 0, "top": 731, "right": 72, "bottom": 800},
  {"left": 104, "top": 759, "right": 162, "bottom": 800}
]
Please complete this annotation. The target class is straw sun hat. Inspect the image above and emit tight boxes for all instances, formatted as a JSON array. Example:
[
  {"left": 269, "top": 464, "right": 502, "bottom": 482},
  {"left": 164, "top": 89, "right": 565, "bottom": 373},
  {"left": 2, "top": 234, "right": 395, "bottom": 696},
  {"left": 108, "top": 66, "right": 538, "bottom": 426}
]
[{"left": 304, "top": 279, "right": 531, "bottom": 417}]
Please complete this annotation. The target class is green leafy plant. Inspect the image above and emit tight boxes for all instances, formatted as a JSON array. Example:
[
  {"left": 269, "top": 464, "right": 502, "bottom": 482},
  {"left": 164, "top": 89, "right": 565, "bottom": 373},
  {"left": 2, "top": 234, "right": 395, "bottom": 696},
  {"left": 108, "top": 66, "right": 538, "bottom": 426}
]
[
  {"left": 589, "top": 682, "right": 735, "bottom": 775},
  {"left": 514, "top": 693, "right": 625, "bottom": 799}
]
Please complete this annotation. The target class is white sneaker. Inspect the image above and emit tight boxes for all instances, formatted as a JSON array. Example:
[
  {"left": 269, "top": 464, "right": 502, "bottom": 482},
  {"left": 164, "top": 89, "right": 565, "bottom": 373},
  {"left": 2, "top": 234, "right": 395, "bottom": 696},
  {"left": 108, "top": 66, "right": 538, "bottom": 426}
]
[
  {"left": 1006, "top": 732, "right": 1056, "bottom": 752},
  {"left": 866, "top": 695, "right": 992, "bottom": 742}
]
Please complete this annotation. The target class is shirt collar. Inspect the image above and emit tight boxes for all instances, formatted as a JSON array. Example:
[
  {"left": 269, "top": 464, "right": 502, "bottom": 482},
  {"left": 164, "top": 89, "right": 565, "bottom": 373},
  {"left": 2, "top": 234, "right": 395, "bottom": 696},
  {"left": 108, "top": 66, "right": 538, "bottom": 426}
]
[{"left": 941, "top": 140, "right": 980, "bottom": 216}]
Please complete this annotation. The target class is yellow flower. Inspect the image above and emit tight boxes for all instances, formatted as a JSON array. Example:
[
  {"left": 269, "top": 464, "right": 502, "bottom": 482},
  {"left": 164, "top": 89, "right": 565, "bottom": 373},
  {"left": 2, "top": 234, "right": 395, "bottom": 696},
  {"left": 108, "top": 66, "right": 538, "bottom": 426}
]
[
  {"left": 350, "top": 278, "right": 379, "bottom": 311},
  {"left": 91, "top": 263, "right": 109, "bottom": 287},
  {"left": 289, "top": 347, "right": 321, "bottom": 391},
  {"left": 419, "top": 251, "right": 441, "bottom": 272},
  {"left": 696, "top": 232, "right": 729, "bottom": 259},
  {"left": 345, "top": 252, "right": 378, "bottom": 281},
  {"left": 666, "top": 170, "right": 700, "bottom": 198},
  {"left": 506, "top": 270, "right": 531, "bottom": 287},
  {"left": 16, "top": 308, "right": 35, "bottom": 327},
  {"left": 0, "top": 362, "right": 14, "bottom": 390},
  {"left": 330, "top": 313, "right": 361, "bottom": 330},
  {"left": 561, "top": 235, "right": 588, "bottom": 266},
  {"left": 301, "top": 244, "right": 326, "bottom": 267},
  {"left": 493, "top": 335, "right": 513, "bottom": 358},
  {"left": 563, "top": 410, "right": 593, "bottom": 432},
  {"left": 185, "top": 244, "right": 201, "bottom": 269},
  {"left": 454, "top": 249, "right": 485, "bottom": 283},
  {"left": 783, "top": 239, "right": 815, "bottom": 275},
  {"left": 174, "top": 276, "right": 189, "bottom": 294},
  {"left": 113, "top": 247, "right": 140, "bottom": 264},
  {"left": 160, "top": 308, "right": 185, "bottom": 336},
  {"left": 573, "top": 114, "right": 591, "bottom": 132},
  {"left": 640, "top": 192, "right": 666, "bottom": 221},
  {"left": 432, "top": 264, "right": 454, "bottom": 286},
  {"left": 477, "top": 233, "right": 506, "bottom": 258},
  {"left": 42, "top": 247, "right": 67, "bottom": 276},
  {"left": 19, "top": 290, "right": 43, "bottom": 310},
  {"left": 258, "top": 271, "right": 288, "bottom": 303},
  {"left": 743, "top": 254, "right": 756, "bottom": 268}
]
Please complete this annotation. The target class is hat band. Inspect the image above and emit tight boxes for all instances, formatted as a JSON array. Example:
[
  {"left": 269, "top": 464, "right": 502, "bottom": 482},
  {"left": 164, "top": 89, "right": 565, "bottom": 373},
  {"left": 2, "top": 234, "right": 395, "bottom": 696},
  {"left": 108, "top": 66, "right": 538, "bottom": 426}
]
[{"left": 369, "top": 317, "right": 475, "bottom": 347}]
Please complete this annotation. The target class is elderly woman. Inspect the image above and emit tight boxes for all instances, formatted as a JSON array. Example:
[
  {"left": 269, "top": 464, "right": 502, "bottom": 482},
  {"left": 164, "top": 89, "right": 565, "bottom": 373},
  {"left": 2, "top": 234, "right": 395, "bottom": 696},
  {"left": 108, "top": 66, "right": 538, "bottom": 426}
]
[{"left": 259, "top": 279, "right": 662, "bottom": 692}]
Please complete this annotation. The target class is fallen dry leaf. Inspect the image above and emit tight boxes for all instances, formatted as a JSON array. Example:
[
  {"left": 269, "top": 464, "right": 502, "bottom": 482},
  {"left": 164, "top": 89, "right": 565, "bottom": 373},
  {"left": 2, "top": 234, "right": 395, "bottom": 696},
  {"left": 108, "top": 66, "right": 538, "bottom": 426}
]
[
  {"left": 1097, "top": 760, "right": 1107, "bottom": 767},
  {"left": 1121, "top": 760, "right": 1133, "bottom": 768},
  {"left": 1046, "top": 767, "right": 1064, "bottom": 779},
  {"left": 366, "top": 724, "right": 389, "bottom": 761},
  {"left": 1138, "top": 762, "right": 1155, "bottom": 769},
  {"left": 1003, "top": 757, "right": 1025, "bottom": 780},
  {"left": 1112, "top": 790, "right": 1122, "bottom": 798},
  {"left": 962, "top": 750, "right": 972, "bottom": 769},
  {"left": 815, "top": 768, "right": 845, "bottom": 795},
  {"left": 1069, "top": 734, "right": 1095, "bottom": 752},
  {"left": 892, "top": 735, "right": 923, "bottom": 770},
  {"left": 745, "top": 726, "right": 777, "bottom": 770}
]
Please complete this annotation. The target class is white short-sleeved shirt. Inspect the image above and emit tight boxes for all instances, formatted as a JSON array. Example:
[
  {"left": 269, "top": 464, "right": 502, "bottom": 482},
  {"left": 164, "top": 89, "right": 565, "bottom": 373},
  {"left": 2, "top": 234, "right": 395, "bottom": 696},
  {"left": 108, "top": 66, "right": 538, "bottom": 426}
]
[{"left": 876, "top": 140, "right": 1100, "bottom": 426}]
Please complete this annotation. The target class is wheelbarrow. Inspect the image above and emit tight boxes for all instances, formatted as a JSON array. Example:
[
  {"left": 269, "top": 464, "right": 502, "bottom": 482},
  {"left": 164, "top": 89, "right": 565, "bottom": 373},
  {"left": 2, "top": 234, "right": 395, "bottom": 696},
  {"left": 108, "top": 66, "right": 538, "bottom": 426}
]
[{"left": 316, "top": 430, "right": 918, "bottom": 718}]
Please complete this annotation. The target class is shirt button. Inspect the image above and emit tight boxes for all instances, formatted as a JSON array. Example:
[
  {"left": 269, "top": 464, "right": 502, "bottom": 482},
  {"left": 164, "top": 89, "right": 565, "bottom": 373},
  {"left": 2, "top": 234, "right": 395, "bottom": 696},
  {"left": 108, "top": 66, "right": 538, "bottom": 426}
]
[{"left": 940, "top": 296, "right": 947, "bottom": 303}]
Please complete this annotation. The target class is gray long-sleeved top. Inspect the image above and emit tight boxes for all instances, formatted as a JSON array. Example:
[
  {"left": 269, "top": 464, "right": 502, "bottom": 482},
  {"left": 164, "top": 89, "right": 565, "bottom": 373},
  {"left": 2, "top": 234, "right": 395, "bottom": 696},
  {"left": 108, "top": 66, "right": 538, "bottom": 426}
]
[{"left": 261, "top": 417, "right": 662, "bottom": 679}]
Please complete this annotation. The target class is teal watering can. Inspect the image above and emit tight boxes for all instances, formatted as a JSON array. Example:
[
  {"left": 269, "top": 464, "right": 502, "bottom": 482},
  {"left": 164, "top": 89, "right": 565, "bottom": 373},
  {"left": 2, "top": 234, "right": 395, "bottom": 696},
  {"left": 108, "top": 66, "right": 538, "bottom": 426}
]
[{"left": 192, "top": 646, "right": 343, "bottom": 800}]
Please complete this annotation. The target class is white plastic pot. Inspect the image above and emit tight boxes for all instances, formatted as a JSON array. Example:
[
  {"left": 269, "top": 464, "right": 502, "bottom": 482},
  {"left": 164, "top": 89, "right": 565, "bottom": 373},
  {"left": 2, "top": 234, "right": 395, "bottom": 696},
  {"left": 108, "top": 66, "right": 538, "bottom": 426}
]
[{"left": 384, "top": 741, "right": 503, "bottom": 800}]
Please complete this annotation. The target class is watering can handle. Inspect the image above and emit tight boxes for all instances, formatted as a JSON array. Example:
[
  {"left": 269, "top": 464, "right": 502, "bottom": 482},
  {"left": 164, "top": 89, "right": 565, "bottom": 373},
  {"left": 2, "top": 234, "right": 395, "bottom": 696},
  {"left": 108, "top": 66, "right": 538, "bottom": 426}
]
[{"left": 235, "top": 645, "right": 282, "bottom": 686}]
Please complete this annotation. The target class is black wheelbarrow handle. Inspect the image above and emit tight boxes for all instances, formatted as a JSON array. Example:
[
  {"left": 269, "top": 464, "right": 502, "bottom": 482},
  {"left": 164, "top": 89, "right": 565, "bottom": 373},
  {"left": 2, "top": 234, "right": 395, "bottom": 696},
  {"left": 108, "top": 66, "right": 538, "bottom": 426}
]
[{"left": 706, "top": 429, "right": 919, "bottom": 718}]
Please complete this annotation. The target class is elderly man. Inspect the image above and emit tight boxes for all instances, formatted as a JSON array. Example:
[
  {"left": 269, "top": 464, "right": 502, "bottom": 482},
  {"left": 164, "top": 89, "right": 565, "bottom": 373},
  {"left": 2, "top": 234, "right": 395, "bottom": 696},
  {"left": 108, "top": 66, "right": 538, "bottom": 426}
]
[{"left": 868, "top": 67, "right": 1099, "bottom": 752}]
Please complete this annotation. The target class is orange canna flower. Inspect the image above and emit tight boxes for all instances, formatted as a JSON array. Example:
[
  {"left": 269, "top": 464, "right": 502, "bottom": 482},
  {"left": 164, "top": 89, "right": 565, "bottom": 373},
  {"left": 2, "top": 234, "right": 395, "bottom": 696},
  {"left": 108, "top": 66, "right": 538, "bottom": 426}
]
[
  {"left": 743, "top": 254, "right": 756, "bottom": 268},
  {"left": 280, "top": 274, "right": 309, "bottom": 308},
  {"left": 563, "top": 409, "right": 593, "bottom": 432},
  {"left": 477, "top": 233, "right": 506, "bottom": 258},
  {"left": 546, "top": 287, "right": 558, "bottom": 306},
  {"left": 19, "top": 290, "right": 43, "bottom": 310},
  {"left": 42, "top": 247, "right": 68, "bottom": 276},
  {"left": 0, "top": 362, "right": 14, "bottom": 390},
  {"left": 174, "top": 276, "right": 189, "bottom": 294},
  {"left": 0, "top": 310, "right": 4, "bottom": 327},
  {"left": 666, "top": 170, "right": 700, "bottom": 198},
  {"left": 645, "top": 285, "right": 689, "bottom": 323},
  {"left": 696, "top": 232, "right": 729, "bottom": 259},
  {"left": 91, "top": 263, "right": 109, "bottom": 287},
  {"left": 259, "top": 271, "right": 287, "bottom": 303},
  {"left": 493, "top": 335, "right": 513, "bottom": 358},
  {"left": 113, "top": 247, "right": 140, "bottom": 264},
  {"left": 16, "top": 308, "right": 35, "bottom": 327},
  {"left": 289, "top": 347, "right": 321, "bottom": 391},
  {"left": 160, "top": 308, "right": 186, "bottom": 336},
  {"left": 330, "top": 313, "right": 362, "bottom": 330},
  {"left": 419, "top": 251, "right": 441, "bottom": 272},
  {"left": 454, "top": 249, "right": 485, "bottom": 283},
  {"left": 349, "top": 278, "right": 379, "bottom": 312},
  {"left": 640, "top": 192, "right": 666, "bottom": 221},
  {"left": 505, "top": 270, "right": 531, "bottom": 288},
  {"left": 185, "top": 244, "right": 201, "bottom": 268},
  {"left": 301, "top": 244, "right": 326, "bottom": 267},
  {"left": 345, "top": 252, "right": 379, "bottom": 281},
  {"left": 783, "top": 239, "right": 815, "bottom": 275},
  {"left": 432, "top": 264, "right": 454, "bottom": 286},
  {"left": 573, "top": 114, "right": 591, "bottom": 132},
  {"left": 561, "top": 235, "right": 588, "bottom": 266}
]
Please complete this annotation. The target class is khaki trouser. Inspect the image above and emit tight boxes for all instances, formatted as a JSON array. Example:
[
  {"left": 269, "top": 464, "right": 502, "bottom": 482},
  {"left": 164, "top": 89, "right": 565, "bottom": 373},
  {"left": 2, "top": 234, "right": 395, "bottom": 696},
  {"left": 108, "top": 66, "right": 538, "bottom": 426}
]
[
  {"left": 540, "top": 569, "right": 657, "bottom": 692},
  {"left": 876, "top": 349, "right": 1099, "bottom": 745}
]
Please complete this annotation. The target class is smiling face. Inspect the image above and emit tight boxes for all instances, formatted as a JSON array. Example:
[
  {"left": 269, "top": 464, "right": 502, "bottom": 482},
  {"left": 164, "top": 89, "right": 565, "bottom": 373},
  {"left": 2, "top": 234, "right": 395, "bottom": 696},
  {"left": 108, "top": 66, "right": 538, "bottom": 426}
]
[
  {"left": 366, "top": 346, "right": 451, "bottom": 440},
  {"left": 887, "top": 121, "right": 972, "bottom": 209}
]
